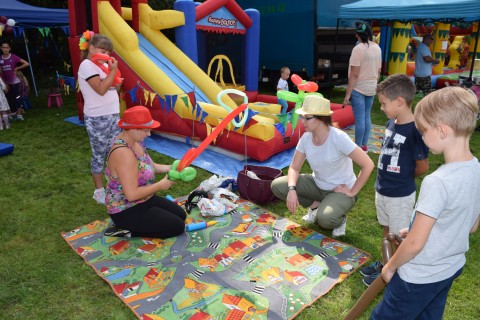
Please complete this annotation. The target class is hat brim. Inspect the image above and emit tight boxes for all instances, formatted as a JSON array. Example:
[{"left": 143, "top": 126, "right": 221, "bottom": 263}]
[
  {"left": 118, "top": 119, "right": 161, "bottom": 130},
  {"left": 295, "top": 108, "right": 334, "bottom": 116}
]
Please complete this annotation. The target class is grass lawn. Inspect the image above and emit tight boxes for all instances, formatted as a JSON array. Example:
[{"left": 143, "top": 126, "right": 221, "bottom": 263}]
[{"left": 0, "top": 89, "right": 479, "bottom": 319}]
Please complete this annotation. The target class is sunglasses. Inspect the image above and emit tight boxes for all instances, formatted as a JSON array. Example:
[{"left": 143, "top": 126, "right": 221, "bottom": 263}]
[{"left": 300, "top": 116, "right": 315, "bottom": 121}]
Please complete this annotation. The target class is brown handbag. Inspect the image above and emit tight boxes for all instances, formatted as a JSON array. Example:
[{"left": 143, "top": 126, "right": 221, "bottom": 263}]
[{"left": 237, "top": 165, "right": 283, "bottom": 205}]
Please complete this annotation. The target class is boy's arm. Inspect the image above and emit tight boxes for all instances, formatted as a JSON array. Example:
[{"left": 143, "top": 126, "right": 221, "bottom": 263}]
[
  {"left": 381, "top": 211, "right": 436, "bottom": 282},
  {"left": 414, "top": 159, "right": 429, "bottom": 177},
  {"left": 471, "top": 216, "right": 480, "bottom": 233}
]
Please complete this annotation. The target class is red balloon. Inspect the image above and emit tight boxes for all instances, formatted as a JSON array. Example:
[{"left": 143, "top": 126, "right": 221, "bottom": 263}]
[
  {"left": 291, "top": 74, "right": 303, "bottom": 86},
  {"left": 177, "top": 103, "right": 249, "bottom": 171},
  {"left": 4, "top": 25, "right": 12, "bottom": 34},
  {"left": 297, "top": 82, "right": 318, "bottom": 92},
  {"left": 0, "top": 16, "right": 7, "bottom": 24}
]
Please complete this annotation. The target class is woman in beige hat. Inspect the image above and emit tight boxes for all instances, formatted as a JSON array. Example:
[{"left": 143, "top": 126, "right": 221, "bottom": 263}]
[{"left": 271, "top": 95, "right": 374, "bottom": 236}]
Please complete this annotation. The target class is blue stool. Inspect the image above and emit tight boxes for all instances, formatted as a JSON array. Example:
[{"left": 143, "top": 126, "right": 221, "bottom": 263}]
[{"left": 0, "top": 143, "right": 14, "bottom": 156}]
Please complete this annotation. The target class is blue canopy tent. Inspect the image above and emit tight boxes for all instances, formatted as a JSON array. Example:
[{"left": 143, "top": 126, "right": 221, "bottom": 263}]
[
  {"left": 0, "top": 0, "right": 69, "bottom": 95},
  {"left": 337, "top": 0, "right": 480, "bottom": 84}
]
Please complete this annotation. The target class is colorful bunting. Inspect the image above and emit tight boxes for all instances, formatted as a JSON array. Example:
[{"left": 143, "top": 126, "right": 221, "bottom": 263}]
[
  {"left": 149, "top": 92, "right": 156, "bottom": 107},
  {"left": 128, "top": 86, "right": 138, "bottom": 103},
  {"left": 274, "top": 123, "right": 286, "bottom": 137},
  {"left": 156, "top": 96, "right": 166, "bottom": 111},
  {"left": 143, "top": 88, "right": 150, "bottom": 106},
  {"left": 180, "top": 96, "right": 190, "bottom": 109}
]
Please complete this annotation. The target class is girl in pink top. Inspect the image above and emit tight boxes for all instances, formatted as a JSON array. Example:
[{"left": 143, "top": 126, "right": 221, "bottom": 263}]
[{"left": 0, "top": 40, "right": 29, "bottom": 121}]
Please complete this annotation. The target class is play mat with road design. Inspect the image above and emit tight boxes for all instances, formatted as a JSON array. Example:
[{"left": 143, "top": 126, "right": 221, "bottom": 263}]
[{"left": 62, "top": 198, "right": 370, "bottom": 319}]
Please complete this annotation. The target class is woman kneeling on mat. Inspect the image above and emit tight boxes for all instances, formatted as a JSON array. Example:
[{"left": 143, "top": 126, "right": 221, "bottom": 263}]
[
  {"left": 105, "top": 106, "right": 186, "bottom": 238},
  {"left": 271, "top": 95, "right": 374, "bottom": 237}
]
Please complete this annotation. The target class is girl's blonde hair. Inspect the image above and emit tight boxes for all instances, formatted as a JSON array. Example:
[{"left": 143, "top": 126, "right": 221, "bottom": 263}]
[
  {"left": 80, "top": 34, "right": 114, "bottom": 61},
  {"left": 414, "top": 86, "right": 479, "bottom": 137}
]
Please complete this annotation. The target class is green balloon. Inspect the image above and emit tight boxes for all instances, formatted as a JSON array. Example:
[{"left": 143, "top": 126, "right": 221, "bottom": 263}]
[
  {"left": 277, "top": 90, "right": 300, "bottom": 103},
  {"left": 168, "top": 160, "right": 197, "bottom": 182},
  {"left": 180, "top": 167, "right": 197, "bottom": 182}
]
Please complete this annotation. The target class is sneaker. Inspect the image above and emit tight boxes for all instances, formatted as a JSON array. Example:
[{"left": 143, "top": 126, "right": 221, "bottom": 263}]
[
  {"left": 302, "top": 207, "right": 317, "bottom": 223},
  {"left": 360, "top": 261, "right": 383, "bottom": 277},
  {"left": 362, "top": 271, "right": 381, "bottom": 287},
  {"left": 5, "top": 125, "right": 10, "bottom": 130},
  {"left": 361, "top": 145, "right": 368, "bottom": 152},
  {"left": 332, "top": 217, "right": 347, "bottom": 237},
  {"left": 104, "top": 225, "right": 131, "bottom": 237},
  {"left": 16, "top": 115, "right": 24, "bottom": 121},
  {"left": 93, "top": 188, "right": 106, "bottom": 205}
]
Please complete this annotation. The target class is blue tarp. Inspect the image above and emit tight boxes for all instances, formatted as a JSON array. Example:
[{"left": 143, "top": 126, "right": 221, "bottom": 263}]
[
  {"left": 338, "top": 0, "right": 480, "bottom": 21},
  {"left": 0, "top": 0, "right": 69, "bottom": 27}
]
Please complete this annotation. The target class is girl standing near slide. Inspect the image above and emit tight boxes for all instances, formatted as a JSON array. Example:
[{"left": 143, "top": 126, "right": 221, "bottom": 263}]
[{"left": 77, "top": 31, "right": 123, "bottom": 205}]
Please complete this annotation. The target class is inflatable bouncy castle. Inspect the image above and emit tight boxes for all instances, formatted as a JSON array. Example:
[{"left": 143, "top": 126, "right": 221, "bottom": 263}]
[{"left": 68, "top": 0, "right": 304, "bottom": 161}]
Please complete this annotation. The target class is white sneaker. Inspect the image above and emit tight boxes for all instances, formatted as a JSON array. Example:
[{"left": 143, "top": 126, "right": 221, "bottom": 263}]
[
  {"left": 332, "top": 217, "right": 347, "bottom": 237},
  {"left": 302, "top": 207, "right": 317, "bottom": 223},
  {"left": 16, "top": 115, "right": 24, "bottom": 121},
  {"left": 93, "top": 188, "right": 106, "bottom": 205}
]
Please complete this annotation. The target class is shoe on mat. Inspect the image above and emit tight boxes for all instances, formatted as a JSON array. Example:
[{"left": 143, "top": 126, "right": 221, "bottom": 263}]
[
  {"left": 93, "top": 187, "right": 106, "bottom": 205},
  {"left": 362, "top": 271, "right": 381, "bottom": 287},
  {"left": 360, "top": 261, "right": 383, "bottom": 277},
  {"left": 302, "top": 207, "right": 317, "bottom": 223},
  {"left": 332, "top": 217, "right": 347, "bottom": 237},
  {"left": 104, "top": 225, "right": 131, "bottom": 237}
]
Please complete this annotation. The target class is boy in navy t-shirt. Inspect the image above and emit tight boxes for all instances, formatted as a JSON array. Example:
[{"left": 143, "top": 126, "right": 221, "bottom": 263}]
[{"left": 361, "top": 74, "right": 429, "bottom": 286}]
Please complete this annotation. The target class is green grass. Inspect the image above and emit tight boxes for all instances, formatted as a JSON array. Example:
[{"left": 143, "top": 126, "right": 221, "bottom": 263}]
[{"left": 0, "top": 90, "right": 479, "bottom": 320}]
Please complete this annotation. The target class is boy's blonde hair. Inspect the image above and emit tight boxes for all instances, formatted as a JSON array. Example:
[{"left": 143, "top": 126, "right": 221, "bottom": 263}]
[
  {"left": 80, "top": 34, "right": 114, "bottom": 60},
  {"left": 414, "top": 86, "right": 479, "bottom": 137},
  {"left": 376, "top": 74, "right": 416, "bottom": 107},
  {"left": 280, "top": 67, "right": 290, "bottom": 74}
]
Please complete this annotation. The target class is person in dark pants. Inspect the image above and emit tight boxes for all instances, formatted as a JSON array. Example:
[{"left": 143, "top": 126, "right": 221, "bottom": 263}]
[
  {"left": 105, "top": 106, "right": 186, "bottom": 239},
  {"left": 0, "top": 40, "right": 29, "bottom": 121}
]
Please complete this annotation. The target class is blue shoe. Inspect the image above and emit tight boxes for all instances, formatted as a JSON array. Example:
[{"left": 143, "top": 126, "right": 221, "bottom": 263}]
[
  {"left": 360, "top": 261, "right": 383, "bottom": 277},
  {"left": 362, "top": 271, "right": 381, "bottom": 287}
]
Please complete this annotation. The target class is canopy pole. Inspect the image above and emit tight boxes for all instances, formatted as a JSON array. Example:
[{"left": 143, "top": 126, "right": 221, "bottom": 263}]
[
  {"left": 23, "top": 30, "right": 38, "bottom": 97},
  {"left": 467, "top": 19, "right": 480, "bottom": 84}
]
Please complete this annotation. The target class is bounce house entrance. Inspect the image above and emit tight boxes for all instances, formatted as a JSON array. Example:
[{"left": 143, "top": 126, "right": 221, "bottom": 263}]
[{"left": 207, "top": 54, "right": 245, "bottom": 91}]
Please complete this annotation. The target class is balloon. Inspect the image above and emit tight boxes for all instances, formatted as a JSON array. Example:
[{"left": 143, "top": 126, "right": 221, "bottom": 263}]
[
  {"left": 0, "top": 16, "right": 7, "bottom": 25},
  {"left": 291, "top": 74, "right": 303, "bottom": 86},
  {"left": 297, "top": 82, "right": 318, "bottom": 92},
  {"left": 4, "top": 26, "right": 12, "bottom": 35},
  {"left": 177, "top": 102, "right": 248, "bottom": 171},
  {"left": 0, "top": 24, "right": 4, "bottom": 31},
  {"left": 216, "top": 89, "right": 249, "bottom": 128},
  {"left": 90, "top": 53, "right": 122, "bottom": 86},
  {"left": 277, "top": 90, "right": 300, "bottom": 103},
  {"left": 168, "top": 160, "right": 197, "bottom": 182},
  {"left": 6, "top": 19, "right": 15, "bottom": 27}
]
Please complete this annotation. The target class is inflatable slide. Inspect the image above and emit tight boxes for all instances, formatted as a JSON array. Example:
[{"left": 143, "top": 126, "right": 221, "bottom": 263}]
[{"left": 93, "top": 0, "right": 301, "bottom": 161}]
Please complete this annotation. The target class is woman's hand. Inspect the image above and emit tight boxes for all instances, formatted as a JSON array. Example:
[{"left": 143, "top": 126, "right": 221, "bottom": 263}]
[
  {"left": 342, "top": 96, "right": 351, "bottom": 106},
  {"left": 160, "top": 175, "right": 175, "bottom": 190},
  {"left": 333, "top": 184, "right": 354, "bottom": 197},
  {"left": 286, "top": 190, "right": 299, "bottom": 214}
]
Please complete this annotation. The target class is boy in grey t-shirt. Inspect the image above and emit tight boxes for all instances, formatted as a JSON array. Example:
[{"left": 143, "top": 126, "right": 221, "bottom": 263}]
[{"left": 371, "top": 87, "right": 480, "bottom": 319}]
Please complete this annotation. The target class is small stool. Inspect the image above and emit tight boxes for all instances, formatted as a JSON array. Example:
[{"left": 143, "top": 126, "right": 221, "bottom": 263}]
[{"left": 48, "top": 93, "right": 63, "bottom": 113}]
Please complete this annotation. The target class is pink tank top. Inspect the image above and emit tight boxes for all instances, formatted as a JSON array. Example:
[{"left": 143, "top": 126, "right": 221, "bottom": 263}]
[{"left": 105, "top": 139, "right": 156, "bottom": 214}]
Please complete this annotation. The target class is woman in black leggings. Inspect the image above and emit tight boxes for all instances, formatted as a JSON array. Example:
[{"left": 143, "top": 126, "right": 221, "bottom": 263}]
[{"left": 105, "top": 106, "right": 186, "bottom": 238}]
